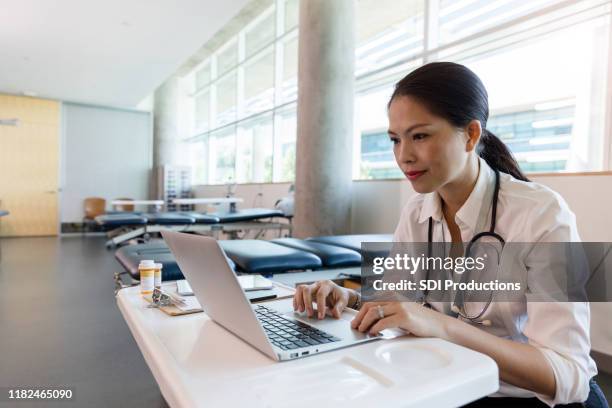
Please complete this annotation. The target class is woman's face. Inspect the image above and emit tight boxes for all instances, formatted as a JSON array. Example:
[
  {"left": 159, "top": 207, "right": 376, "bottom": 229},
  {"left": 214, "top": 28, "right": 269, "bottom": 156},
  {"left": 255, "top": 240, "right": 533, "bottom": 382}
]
[{"left": 387, "top": 96, "right": 471, "bottom": 194}]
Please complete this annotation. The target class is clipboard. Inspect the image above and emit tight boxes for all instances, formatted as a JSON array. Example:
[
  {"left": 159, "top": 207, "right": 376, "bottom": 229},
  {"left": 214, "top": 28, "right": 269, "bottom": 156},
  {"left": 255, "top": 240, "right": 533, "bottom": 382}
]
[{"left": 143, "top": 281, "right": 296, "bottom": 317}]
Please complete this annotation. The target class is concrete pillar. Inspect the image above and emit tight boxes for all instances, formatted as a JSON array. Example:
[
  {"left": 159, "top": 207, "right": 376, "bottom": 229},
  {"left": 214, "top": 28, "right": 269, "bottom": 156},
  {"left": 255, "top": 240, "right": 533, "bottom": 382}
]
[
  {"left": 153, "top": 75, "right": 184, "bottom": 198},
  {"left": 294, "top": 0, "right": 355, "bottom": 237},
  {"left": 153, "top": 75, "right": 182, "bottom": 169}
]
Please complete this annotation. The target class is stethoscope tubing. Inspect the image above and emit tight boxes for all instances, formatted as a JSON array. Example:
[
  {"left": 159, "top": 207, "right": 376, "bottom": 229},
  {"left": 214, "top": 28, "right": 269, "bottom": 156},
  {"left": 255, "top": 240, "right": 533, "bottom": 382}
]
[{"left": 425, "top": 169, "right": 504, "bottom": 324}]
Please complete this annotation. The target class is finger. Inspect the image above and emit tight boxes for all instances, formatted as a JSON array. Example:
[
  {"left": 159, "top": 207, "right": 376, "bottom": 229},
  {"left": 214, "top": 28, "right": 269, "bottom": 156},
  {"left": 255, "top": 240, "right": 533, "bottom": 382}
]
[
  {"left": 316, "top": 284, "right": 332, "bottom": 319},
  {"left": 332, "top": 295, "right": 348, "bottom": 319},
  {"left": 351, "top": 302, "right": 371, "bottom": 329},
  {"left": 351, "top": 302, "right": 378, "bottom": 329},
  {"left": 369, "top": 314, "right": 402, "bottom": 336},
  {"left": 294, "top": 285, "right": 305, "bottom": 312},
  {"left": 357, "top": 306, "right": 381, "bottom": 332},
  {"left": 358, "top": 304, "right": 393, "bottom": 333},
  {"left": 303, "top": 284, "right": 317, "bottom": 317}
]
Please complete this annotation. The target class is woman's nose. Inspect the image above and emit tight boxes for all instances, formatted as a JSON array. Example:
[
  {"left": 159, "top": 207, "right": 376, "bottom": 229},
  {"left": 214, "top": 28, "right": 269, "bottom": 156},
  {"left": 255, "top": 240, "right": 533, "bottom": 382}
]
[{"left": 396, "top": 141, "right": 416, "bottom": 163}]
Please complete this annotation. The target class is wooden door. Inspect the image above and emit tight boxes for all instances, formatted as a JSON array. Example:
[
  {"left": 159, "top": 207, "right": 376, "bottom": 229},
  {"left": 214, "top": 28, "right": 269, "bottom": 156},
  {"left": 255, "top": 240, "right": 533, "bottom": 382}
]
[{"left": 0, "top": 95, "right": 60, "bottom": 236}]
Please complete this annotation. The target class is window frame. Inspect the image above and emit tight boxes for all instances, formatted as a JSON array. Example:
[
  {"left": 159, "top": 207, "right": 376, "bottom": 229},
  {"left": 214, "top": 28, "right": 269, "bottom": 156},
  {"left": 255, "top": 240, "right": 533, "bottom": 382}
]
[
  {"left": 186, "top": 0, "right": 300, "bottom": 185},
  {"left": 354, "top": 0, "right": 612, "bottom": 180}
]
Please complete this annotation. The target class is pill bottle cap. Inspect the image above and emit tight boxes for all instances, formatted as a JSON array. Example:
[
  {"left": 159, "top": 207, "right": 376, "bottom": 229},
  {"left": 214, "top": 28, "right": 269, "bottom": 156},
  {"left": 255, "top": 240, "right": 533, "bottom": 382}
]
[
  {"left": 139, "top": 260, "right": 155, "bottom": 268},
  {"left": 154, "top": 263, "right": 163, "bottom": 269}
]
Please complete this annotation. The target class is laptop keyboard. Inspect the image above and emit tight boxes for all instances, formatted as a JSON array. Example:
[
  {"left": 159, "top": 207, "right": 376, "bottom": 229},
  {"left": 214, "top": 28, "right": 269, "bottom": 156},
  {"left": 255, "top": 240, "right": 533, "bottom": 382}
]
[{"left": 254, "top": 305, "right": 341, "bottom": 350}]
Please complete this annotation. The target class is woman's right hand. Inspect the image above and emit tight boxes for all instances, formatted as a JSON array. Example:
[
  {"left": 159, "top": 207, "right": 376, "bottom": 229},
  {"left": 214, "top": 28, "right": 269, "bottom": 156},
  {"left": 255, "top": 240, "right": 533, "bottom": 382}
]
[{"left": 293, "top": 280, "right": 358, "bottom": 320}]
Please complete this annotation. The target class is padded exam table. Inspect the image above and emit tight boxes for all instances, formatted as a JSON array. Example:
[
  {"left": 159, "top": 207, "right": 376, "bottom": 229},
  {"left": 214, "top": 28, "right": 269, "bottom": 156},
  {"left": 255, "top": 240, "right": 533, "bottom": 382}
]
[
  {"left": 97, "top": 208, "right": 291, "bottom": 248},
  {"left": 117, "top": 282, "right": 498, "bottom": 408},
  {"left": 113, "top": 234, "right": 386, "bottom": 289}
]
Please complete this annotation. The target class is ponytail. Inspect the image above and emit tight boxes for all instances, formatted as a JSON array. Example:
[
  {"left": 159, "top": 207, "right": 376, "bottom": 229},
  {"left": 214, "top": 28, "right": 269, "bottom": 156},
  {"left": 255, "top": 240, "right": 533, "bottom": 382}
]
[
  {"left": 479, "top": 129, "right": 530, "bottom": 182},
  {"left": 389, "top": 62, "right": 530, "bottom": 182}
]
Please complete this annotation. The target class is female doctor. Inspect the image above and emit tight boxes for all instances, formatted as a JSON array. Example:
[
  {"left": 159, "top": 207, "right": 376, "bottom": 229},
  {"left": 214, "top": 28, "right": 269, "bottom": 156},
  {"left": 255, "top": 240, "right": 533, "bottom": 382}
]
[{"left": 292, "top": 62, "right": 606, "bottom": 407}]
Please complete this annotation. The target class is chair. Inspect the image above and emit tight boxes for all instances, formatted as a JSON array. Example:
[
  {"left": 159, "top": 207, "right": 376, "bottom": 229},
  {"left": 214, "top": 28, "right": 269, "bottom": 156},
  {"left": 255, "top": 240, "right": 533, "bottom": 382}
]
[{"left": 82, "top": 197, "right": 106, "bottom": 235}]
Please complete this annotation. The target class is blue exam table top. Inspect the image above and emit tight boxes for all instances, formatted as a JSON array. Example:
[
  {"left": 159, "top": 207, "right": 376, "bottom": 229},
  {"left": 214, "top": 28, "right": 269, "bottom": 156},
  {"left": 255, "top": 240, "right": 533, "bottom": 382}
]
[
  {"left": 143, "top": 212, "right": 196, "bottom": 225},
  {"left": 178, "top": 212, "right": 221, "bottom": 224},
  {"left": 95, "top": 213, "right": 148, "bottom": 226},
  {"left": 307, "top": 234, "right": 393, "bottom": 255},
  {"left": 210, "top": 208, "right": 285, "bottom": 223},
  {"left": 115, "top": 240, "right": 236, "bottom": 281},
  {"left": 219, "top": 239, "right": 322, "bottom": 274},
  {"left": 114, "top": 235, "right": 392, "bottom": 278},
  {"left": 271, "top": 238, "right": 362, "bottom": 268},
  {"left": 97, "top": 208, "right": 285, "bottom": 228}
]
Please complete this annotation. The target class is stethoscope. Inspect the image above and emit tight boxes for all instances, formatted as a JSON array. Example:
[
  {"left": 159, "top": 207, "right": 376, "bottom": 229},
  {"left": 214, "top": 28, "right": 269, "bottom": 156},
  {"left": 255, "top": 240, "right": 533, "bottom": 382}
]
[{"left": 424, "top": 169, "right": 505, "bottom": 326}]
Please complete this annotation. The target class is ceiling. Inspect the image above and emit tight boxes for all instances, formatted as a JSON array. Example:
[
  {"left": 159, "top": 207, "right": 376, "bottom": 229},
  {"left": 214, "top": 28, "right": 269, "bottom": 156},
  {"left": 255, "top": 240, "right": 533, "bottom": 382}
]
[{"left": 0, "top": 0, "right": 249, "bottom": 108}]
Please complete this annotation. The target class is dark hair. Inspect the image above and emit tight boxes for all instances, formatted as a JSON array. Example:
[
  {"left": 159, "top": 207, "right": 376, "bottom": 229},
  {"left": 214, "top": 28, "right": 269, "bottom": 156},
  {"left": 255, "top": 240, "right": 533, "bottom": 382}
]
[{"left": 388, "top": 62, "right": 529, "bottom": 182}]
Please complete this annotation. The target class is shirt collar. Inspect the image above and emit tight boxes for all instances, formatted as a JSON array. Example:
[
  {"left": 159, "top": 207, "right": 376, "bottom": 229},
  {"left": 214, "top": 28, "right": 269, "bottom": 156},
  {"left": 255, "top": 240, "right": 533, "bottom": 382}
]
[
  {"left": 418, "top": 157, "right": 495, "bottom": 233},
  {"left": 418, "top": 188, "right": 443, "bottom": 223}
]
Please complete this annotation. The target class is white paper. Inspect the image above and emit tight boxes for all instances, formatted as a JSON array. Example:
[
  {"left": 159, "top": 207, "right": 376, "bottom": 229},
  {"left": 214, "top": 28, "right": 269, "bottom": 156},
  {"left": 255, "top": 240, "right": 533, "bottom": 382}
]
[{"left": 175, "top": 296, "right": 202, "bottom": 312}]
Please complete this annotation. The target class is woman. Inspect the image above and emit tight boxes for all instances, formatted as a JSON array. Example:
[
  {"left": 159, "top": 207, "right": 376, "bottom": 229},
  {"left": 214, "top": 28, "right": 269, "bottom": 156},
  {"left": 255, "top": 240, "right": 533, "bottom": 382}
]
[{"left": 292, "top": 62, "right": 604, "bottom": 407}]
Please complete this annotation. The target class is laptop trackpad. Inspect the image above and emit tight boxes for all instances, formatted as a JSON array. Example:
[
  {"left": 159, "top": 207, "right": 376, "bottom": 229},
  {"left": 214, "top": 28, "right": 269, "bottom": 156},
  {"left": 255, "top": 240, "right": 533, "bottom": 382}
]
[{"left": 282, "top": 309, "right": 377, "bottom": 342}]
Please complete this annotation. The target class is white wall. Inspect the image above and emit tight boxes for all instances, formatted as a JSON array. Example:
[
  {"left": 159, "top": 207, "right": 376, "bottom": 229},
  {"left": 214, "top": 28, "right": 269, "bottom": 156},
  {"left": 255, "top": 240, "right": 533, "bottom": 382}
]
[
  {"left": 60, "top": 103, "right": 152, "bottom": 223},
  {"left": 529, "top": 174, "right": 612, "bottom": 241}
]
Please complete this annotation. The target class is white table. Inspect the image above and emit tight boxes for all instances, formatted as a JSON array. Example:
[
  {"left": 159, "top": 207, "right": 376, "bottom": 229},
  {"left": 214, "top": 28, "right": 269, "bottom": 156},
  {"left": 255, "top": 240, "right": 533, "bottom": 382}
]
[
  {"left": 172, "top": 198, "right": 244, "bottom": 205},
  {"left": 117, "top": 283, "right": 499, "bottom": 408},
  {"left": 111, "top": 200, "right": 165, "bottom": 211}
]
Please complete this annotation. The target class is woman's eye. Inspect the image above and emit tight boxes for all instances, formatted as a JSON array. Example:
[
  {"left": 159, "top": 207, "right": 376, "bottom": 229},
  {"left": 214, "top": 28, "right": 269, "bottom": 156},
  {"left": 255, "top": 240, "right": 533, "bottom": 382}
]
[
  {"left": 389, "top": 138, "right": 400, "bottom": 145},
  {"left": 413, "top": 133, "right": 428, "bottom": 141}
]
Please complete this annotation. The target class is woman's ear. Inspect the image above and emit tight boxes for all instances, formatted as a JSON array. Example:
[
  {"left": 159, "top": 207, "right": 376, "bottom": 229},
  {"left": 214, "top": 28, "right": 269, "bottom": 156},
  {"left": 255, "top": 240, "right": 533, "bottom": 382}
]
[{"left": 465, "top": 120, "right": 482, "bottom": 152}]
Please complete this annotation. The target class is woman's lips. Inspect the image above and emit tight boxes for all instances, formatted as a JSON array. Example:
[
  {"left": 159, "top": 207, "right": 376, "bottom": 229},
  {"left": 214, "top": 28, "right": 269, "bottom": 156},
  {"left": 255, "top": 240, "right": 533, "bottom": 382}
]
[{"left": 405, "top": 170, "right": 426, "bottom": 180}]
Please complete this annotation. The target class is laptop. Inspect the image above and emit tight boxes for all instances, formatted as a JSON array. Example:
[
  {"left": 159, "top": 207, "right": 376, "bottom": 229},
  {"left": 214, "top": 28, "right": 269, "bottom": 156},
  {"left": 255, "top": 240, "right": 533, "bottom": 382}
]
[{"left": 161, "top": 231, "right": 383, "bottom": 361}]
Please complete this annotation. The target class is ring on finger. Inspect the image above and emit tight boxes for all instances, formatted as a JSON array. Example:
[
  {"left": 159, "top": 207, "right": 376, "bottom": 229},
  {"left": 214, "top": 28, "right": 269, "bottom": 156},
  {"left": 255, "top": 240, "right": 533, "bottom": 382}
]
[{"left": 377, "top": 305, "right": 384, "bottom": 319}]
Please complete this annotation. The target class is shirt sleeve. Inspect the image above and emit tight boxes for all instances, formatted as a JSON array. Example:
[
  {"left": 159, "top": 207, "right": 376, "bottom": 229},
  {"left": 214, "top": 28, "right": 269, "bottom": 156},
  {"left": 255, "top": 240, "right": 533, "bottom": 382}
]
[
  {"left": 522, "top": 194, "right": 597, "bottom": 406},
  {"left": 523, "top": 302, "right": 594, "bottom": 406}
]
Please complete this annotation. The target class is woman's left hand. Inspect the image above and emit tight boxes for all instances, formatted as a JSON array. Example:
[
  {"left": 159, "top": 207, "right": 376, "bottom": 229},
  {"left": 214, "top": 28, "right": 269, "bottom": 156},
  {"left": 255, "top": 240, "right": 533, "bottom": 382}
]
[{"left": 351, "top": 301, "right": 454, "bottom": 339}]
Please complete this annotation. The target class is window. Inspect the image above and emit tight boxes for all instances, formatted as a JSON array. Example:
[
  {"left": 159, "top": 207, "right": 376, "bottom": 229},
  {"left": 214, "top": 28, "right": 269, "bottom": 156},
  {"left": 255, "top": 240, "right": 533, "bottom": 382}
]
[
  {"left": 355, "top": 0, "right": 612, "bottom": 179},
  {"left": 215, "top": 71, "right": 238, "bottom": 127},
  {"left": 245, "top": 9, "right": 276, "bottom": 58},
  {"left": 488, "top": 103, "right": 574, "bottom": 172},
  {"left": 209, "top": 127, "right": 236, "bottom": 184},
  {"left": 273, "top": 105, "right": 297, "bottom": 182},
  {"left": 465, "top": 18, "right": 610, "bottom": 172},
  {"left": 237, "top": 114, "right": 274, "bottom": 183},
  {"left": 186, "top": 0, "right": 299, "bottom": 185},
  {"left": 355, "top": 0, "right": 424, "bottom": 77},
  {"left": 284, "top": 0, "right": 299, "bottom": 32},
  {"left": 243, "top": 47, "right": 275, "bottom": 117},
  {"left": 217, "top": 41, "right": 238, "bottom": 77},
  {"left": 437, "top": 0, "right": 561, "bottom": 45},
  {"left": 195, "top": 63, "right": 211, "bottom": 90},
  {"left": 355, "top": 86, "right": 402, "bottom": 179},
  {"left": 194, "top": 90, "right": 210, "bottom": 132},
  {"left": 280, "top": 34, "right": 298, "bottom": 103}
]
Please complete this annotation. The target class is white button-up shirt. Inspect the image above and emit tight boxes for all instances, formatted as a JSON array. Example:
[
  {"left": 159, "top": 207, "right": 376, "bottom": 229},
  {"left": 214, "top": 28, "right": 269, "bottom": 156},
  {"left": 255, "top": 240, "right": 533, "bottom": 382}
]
[{"left": 393, "top": 157, "right": 597, "bottom": 406}]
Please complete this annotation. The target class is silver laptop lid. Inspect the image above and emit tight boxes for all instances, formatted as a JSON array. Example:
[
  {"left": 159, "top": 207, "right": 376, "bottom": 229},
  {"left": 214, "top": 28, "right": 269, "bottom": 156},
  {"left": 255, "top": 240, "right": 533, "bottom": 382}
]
[{"left": 161, "top": 231, "right": 277, "bottom": 360}]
